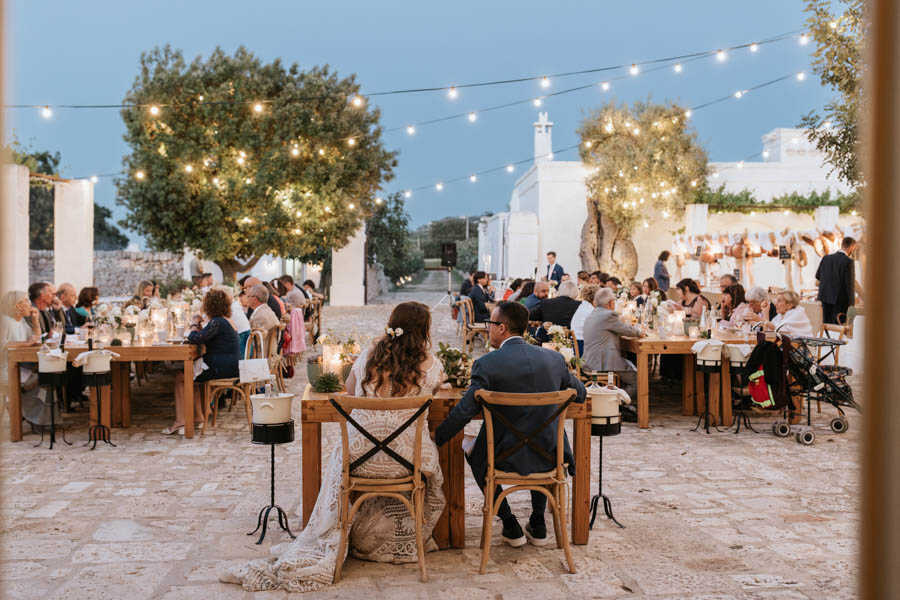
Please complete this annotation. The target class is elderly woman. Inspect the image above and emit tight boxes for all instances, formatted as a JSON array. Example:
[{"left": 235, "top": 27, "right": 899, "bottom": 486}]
[
  {"left": 745, "top": 287, "right": 774, "bottom": 322},
  {"left": 164, "top": 289, "right": 240, "bottom": 435},
  {"left": 582, "top": 287, "right": 644, "bottom": 397},
  {"left": 1, "top": 291, "right": 46, "bottom": 427},
  {"left": 570, "top": 283, "right": 599, "bottom": 354},
  {"left": 676, "top": 278, "right": 710, "bottom": 319},
  {"left": 765, "top": 290, "right": 814, "bottom": 337}
]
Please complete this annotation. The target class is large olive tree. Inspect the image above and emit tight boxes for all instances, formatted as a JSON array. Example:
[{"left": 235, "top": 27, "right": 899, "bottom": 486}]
[
  {"left": 578, "top": 100, "right": 707, "bottom": 278},
  {"left": 117, "top": 45, "right": 397, "bottom": 280}
]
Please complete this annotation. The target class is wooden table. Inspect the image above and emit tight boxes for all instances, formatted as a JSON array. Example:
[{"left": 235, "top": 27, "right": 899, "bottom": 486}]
[
  {"left": 6, "top": 342, "right": 199, "bottom": 441},
  {"left": 300, "top": 385, "right": 593, "bottom": 549},
  {"left": 621, "top": 334, "right": 753, "bottom": 429}
]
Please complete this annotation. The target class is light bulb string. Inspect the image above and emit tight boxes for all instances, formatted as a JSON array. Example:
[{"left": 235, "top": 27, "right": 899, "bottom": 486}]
[{"left": 8, "top": 29, "right": 803, "bottom": 111}]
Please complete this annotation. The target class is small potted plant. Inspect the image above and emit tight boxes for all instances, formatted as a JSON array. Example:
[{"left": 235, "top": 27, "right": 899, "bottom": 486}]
[{"left": 436, "top": 342, "right": 472, "bottom": 388}]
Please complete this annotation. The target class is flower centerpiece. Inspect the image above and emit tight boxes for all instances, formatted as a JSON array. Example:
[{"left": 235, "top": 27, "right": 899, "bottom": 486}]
[
  {"left": 543, "top": 325, "right": 582, "bottom": 371},
  {"left": 436, "top": 342, "right": 472, "bottom": 388}
]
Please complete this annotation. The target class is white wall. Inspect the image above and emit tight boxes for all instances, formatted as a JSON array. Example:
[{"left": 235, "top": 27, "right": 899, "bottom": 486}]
[
  {"left": 330, "top": 227, "right": 366, "bottom": 306},
  {"left": 535, "top": 161, "right": 590, "bottom": 276},
  {"left": 53, "top": 179, "right": 94, "bottom": 290},
  {"left": 506, "top": 212, "right": 539, "bottom": 278},
  {"left": 1, "top": 164, "right": 29, "bottom": 291}
]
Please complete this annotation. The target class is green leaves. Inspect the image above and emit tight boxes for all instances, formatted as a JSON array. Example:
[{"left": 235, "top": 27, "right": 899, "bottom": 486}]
[{"left": 116, "top": 45, "right": 397, "bottom": 270}]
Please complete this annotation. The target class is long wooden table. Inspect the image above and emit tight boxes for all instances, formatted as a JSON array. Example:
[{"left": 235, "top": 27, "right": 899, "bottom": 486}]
[
  {"left": 6, "top": 342, "right": 199, "bottom": 440},
  {"left": 621, "top": 333, "right": 753, "bottom": 429},
  {"left": 300, "top": 385, "right": 593, "bottom": 549}
]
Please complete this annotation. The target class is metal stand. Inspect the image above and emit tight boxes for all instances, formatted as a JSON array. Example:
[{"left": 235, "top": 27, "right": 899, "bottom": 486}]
[
  {"left": 691, "top": 365, "right": 723, "bottom": 434},
  {"left": 35, "top": 372, "right": 71, "bottom": 449},
  {"left": 248, "top": 443, "right": 296, "bottom": 545},
  {"left": 84, "top": 372, "right": 115, "bottom": 449},
  {"left": 430, "top": 267, "right": 456, "bottom": 311},
  {"left": 589, "top": 436, "right": 624, "bottom": 529}
]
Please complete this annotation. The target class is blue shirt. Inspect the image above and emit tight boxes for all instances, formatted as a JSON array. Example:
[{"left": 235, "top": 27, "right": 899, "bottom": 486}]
[{"left": 653, "top": 260, "right": 670, "bottom": 292}]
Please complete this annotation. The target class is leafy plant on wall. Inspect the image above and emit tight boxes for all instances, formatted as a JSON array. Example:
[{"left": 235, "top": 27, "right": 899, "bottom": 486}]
[{"left": 578, "top": 100, "right": 708, "bottom": 278}]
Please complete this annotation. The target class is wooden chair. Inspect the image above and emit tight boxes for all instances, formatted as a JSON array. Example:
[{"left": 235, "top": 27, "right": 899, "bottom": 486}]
[
  {"left": 474, "top": 389, "right": 578, "bottom": 575},
  {"left": 458, "top": 297, "right": 488, "bottom": 352},
  {"left": 329, "top": 394, "right": 433, "bottom": 583},
  {"left": 800, "top": 301, "right": 825, "bottom": 338},
  {"left": 205, "top": 328, "right": 270, "bottom": 431}
]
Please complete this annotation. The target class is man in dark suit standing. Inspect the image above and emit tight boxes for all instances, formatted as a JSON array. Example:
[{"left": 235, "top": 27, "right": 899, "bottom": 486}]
[
  {"left": 544, "top": 251, "right": 564, "bottom": 286},
  {"left": 816, "top": 236, "right": 857, "bottom": 324},
  {"left": 435, "top": 301, "right": 586, "bottom": 547},
  {"left": 466, "top": 271, "right": 494, "bottom": 322}
]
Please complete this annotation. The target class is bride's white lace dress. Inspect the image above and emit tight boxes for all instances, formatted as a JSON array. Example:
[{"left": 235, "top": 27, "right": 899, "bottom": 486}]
[{"left": 219, "top": 350, "right": 446, "bottom": 592}]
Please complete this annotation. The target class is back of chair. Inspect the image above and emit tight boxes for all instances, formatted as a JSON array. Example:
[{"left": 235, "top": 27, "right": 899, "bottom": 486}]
[
  {"left": 459, "top": 297, "right": 476, "bottom": 327},
  {"left": 475, "top": 389, "right": 577, "bottom": 480},
  {"left": 701, "top": 291, "right": 722, "bottom": 309},
  {"left": 666, "top": 288, "right": 683, "bottom": 303},
  {"left": 329, "top": 394, "right": 432, "bottom": 485},
  {"left": 246, "top": 329, "right": 267, "bottom": 359},
  {"left": 800, "top": 301, "right": 824, "bottom": 337}
]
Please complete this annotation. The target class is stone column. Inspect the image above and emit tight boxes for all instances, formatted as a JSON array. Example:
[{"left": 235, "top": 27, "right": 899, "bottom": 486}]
[
  {"left": 53, "top": 179, "right": 94, "bottom": 290},
  {"left": 0, "top": 164, "right": 29, "bottom": 291},
  {"left": 329, "top": 227, "right": 366, "bottom": 306}
]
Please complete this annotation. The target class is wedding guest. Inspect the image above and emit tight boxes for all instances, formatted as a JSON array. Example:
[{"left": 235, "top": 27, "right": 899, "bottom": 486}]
[
  {"left": 164, "top": 289, "right": 239, "bottom": 435},
  {"left": 544, "top": 251, "right": 564, "bottom": 285},
  {"left": 264, "top": 281, "right": 287, "bottom": 316},
  {"left": 576, "top": 271, "right": 590, "bottom": 287},
  {"left": 246, "top": 285, "right": 280, "bottom": 333},
  {"left": 606, "top": 276, "right": 621, "bottom": 290},
  {"left": 764, "top": 290, "right": 813, "bottom": 337},
  {"left": 215, "top": 285, "right": 251, "bottom": 356},
  {"left": 724, "top": 284, "right": 754, "bottom": 326},
  {"left": 588, "top": 272, "right": 601, "bottom": 285},
  {"left": 1, "top": 291, "right": 46, "bottom": 428},
  {"left": 628, "top": 282, "right": 642, "bottom": 300},
  {"left": 676, "top": 278, "right": 710, "bottom": 319},
  {"left": 302, "top": 279, "right": 325, "bottom": 300},
  {"left": 561, "top": 273, "right": 571, "bottom": 283},
  {"left": 74, "top": 287, "right": 99, "bottom": 325},
  {"left": 434, "top": 301, "right": 585, "bottom": 547},
  {"left": 816, "top": 236, "right": 857, "bottom": 324},
  {"left": 150, "top": 280, "right": 161, "bottom": 298},
  {"left": 571, "top": 284, "right": 599, "bottom": 354},
  {"left": 636, "top": 277, "right": 658, "bottom": 308},
  {"left": 242, "top": 277, "right": 282, "bottom": 319},
  {"left": 597, "top": 272, "right": 610, "bottom": 284},
  {"left": 654, "top": 250, "right": 671, "bottom": 292},
  {"left": 582, "top": 288, "right": 643, "bottom": 397},
  {"left": 523, "top": 281, "right": 549, "bottom": 311},
  {"left": 130, "top": 280, "right": 155, "bottom": 309},
  {"left": 55, "top": 283, "right": 78, "bottom": 334},
  {"left": 221, "top": 302, "right": 447, "bottom": 592},
  {"left": 529, "top": 280, "right": 582, "bottom": 342},
  {"left": 746, "top": 286, "right": 776, "bottom": 321},
  {"left": 278, "top": 274, "right": 308, "bottom": 310},
  {"left": 459, "top": 271, "right": 474, "bottom": 297},
  {"left": 720, "top": 285, "right": 736, "bottom": 321},
  {"left": 502, "top": 278, "right": 523, "bottom": 301},
  {"left": 28, "top": 281, "right": 59, "bottom": 336},
  {"left": 719, "top": 273, "right": 737, "bottom": 293},
  {"left": 468, "top": 271, "right": 494, "bottom": 322},
  {"left": 515, "top": 280, "right": 535, "bottom": 304}
]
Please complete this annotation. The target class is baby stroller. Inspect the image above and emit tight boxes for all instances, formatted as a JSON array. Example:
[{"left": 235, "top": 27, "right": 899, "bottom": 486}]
[
  {"left": 730, "top": 332, "right": 797, "bottom": 436},
  {"left": 781, "top": 336, "right": 861, "bottom": 445}
]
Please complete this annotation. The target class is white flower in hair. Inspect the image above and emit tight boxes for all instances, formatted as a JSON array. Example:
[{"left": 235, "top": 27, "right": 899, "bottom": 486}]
[{"left": 385, "top": 327, "right": 404, "bottom": 338}]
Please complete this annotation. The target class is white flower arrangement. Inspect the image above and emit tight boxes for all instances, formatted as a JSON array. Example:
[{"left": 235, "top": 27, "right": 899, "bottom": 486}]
[
  {"left": 546, "top": 324, "right": 566, "bottom": 337},
  {"left": 124, "top": 304, "right": 141, "bottom": 316}
]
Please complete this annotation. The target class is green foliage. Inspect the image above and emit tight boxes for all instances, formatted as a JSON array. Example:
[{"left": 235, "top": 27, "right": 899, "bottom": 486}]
[
  {"left": 365, "top": 193, "right": 423, "bottom": 283},
  {"left": 578, "top": 100, "right": 708, "bottom": 233},
  {"left": 6, "top": 142, "right": 128, "bottom": 250},
  {"left": 435, "top": 342, "right": 471, "bottom": 387},
  {"left": 412, "top": 215, "right": 485, "bottom": 273},
  {"left": 116, "top": 45, "right": 397, "bottom": 278},
  {"left": 800, "top": 0, "right": 864, "bottom": 187},
  {"left": 157, "top": 276, "right": 194, "bottom": 298},
  {"left": 693, "top": 185, "right": 860, "bottom": 214},
  {"left": 312, "top": 371, "right": 342, "bottom": 393},
  {"left": 455, "top": 237, "right": 478, "bottom": 273}
]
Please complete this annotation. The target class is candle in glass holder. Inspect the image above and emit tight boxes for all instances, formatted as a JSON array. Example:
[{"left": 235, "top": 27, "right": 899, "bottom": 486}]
[
  {"left": 322, "top": 344, "right": 343, "bottom": 375},
  {"left": 688, "top": 326, "right": 700, "bottom": 339}
]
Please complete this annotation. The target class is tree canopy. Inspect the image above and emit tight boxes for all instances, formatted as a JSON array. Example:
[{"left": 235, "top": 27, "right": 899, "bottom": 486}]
[
  {"left": 365, "top": 193, "right": 423, "bottom": 284},
  {"left": 800, "top": 0, "right": 864, "bottom": 188},
  {"left": 577, "top": 100, "right": 707, "bottom": 277},
  {"left": 116, "top": 45, "right": 397, "bottom": 279}
]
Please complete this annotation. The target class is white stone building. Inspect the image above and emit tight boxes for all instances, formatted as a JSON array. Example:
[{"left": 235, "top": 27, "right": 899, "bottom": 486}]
[{"left": 478, "top": 114, "right": 855, "bottom": 281}]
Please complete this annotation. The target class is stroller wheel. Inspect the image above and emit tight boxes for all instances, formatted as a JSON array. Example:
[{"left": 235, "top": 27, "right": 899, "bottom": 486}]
[
  {"left": 830, "top": 417, "right": 849, "bottom": 434},
  {"left": 796, "top": 430, "right": 815, "bottom": 445},
  {"left": 773, "top": 422, "right": 791, "bottom": 438}
]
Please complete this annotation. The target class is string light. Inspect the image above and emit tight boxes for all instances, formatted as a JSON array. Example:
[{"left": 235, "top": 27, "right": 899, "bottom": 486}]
[
  {"left": 716, "top": 49, "right": 727, "bottom": 62},
  {"left": 212, "top": 177, "right": 220, "bottom": 185},
  {"left": 762, "top": 150, "right": 770, "bottom": 159},
  {"left": 318, "top": 148, "right": 325, "bottom": 156},
  {"left": 184, "top": 164, "right": 193, "bottom": 173},
  {"left": 40, "top": 106, "right": 52, "bottom": 119},
  {"left": 673, "top": 63, "right": 683, "bottom": 74},
  {"left": 404, "top": 190, "right": 412, "bottom": 198},
  {"left": 750, "top": 43, "right": 759, "bottom": 53},
  {"left": 467, "top": 112, "right": 477, "bottom": 122},
  {"left": 406, "top": 125, "right": 416, "bottom": 135},
  {"left": 583, "top": 140, "right": 592, "bottom": 148},
  {"left": 197, "top": 95, "right": 204, "bottom": 101},
  {"left": 148, "top": 105, "right": 160, "bottom": 116},
  {"left": 629, "top": 64, "right": 639, "bottom": 76},
  {"left": 245, "top": 177, "right": 253, "bottom": 184},
  {"left": 796, "top": 71, "right": 806, "bottom": 81},
  {"left": 540, "top": 76, "right": 550, "bottom": 88},
  {"left": 351, "top": 95, "right": 364, "bottom": 107},
  {"left": 469, "top": 174, "right": 477, "bottom": 183},
  {"left": 291, "top": 146, "right": 300, "bottom": 156},
  {"left": 347, "top": 137, "right": 356, "bottom": 146},
  {"left": 601, "top": 82, "right": 610, "bottom": 91},
  {"left": 829, "top": 21, "right": 838, "bottom": 30},
  {"left": 236, "top": 156, "right": 245, "bottom": 166},
  {"left": 533, "top": 98, "right": 543, "bottom": 107},
  {"left": 348, "top": 202, "right": 355, "bottom": 209},
  {"left": 734, "top": 90, "right": 744, "bottom": 98},
  {"left": 435, "top": 182, "right": 444, "bottom": 191},
  {"left": 375, "top": 197, "right": 383, "bottom": 204},
  {"left": 737, "top": 161, "right": 744, "bottom": 169},
  {"left": 506, "top": 164, "right": 515, "bottom": 172},
  {"left": 447, "top": 86, "right": 458, "bottom": 99},
  {"left": 684, "top": 109, "right": 692, "bottom": 119}
]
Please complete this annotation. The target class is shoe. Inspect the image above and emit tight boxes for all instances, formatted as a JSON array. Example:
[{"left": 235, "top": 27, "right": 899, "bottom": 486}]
[
  {"left": 525, "top": 521, "right": 550, "bottom": 546},
  {"left": 161, "top": 425, "right": 184, "bottom": 435},
  {"left": 501, "top": 518, "right": 526, "bottom": 547}
]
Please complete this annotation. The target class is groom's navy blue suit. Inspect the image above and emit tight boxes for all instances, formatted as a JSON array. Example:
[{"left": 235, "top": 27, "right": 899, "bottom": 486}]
[{"left": 435, "top": 337, "right": 586, "bottom": 521}]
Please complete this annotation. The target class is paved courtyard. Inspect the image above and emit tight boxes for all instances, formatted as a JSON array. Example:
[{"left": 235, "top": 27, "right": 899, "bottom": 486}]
[{"left": 0, "top": 273, "right": 861, "bottom": 598}]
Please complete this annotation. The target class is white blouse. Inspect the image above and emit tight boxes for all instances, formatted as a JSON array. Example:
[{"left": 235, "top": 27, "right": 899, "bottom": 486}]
[
  {"left": 772, "top": 306, "right": 814, "bottom": 337},
  {"left": 570, "top": 301, "right": 594, "bottom": 340}
]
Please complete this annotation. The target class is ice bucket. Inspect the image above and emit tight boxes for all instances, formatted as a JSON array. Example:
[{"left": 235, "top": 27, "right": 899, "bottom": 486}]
[{"left": 250, "top": 393, "right": 294, "bottom": 425}]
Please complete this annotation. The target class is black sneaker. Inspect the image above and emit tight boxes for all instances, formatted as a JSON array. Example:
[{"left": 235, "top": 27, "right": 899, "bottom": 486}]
[
  {"left": 501, "top": 518, "right": 526, "bottom": 547},
  {"left": 525, "top": 521, "right": 550, "bottom": 546}
]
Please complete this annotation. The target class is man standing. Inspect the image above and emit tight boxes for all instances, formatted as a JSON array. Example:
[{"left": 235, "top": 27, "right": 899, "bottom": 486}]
[
  {"left": 435, "top": 301, "right": 586, "bottom": 547},
  {"left": 467, "top": 271, "right": 495, "bottom": 322},
  {"left": 816, "top": 236, "right": 857, "bottom": 324},
  {"left": 544, "top": 251, "right": 564, "bottom": 285},
  {"left": 523, "top": 281, "right": 550, "bottom": 311}
]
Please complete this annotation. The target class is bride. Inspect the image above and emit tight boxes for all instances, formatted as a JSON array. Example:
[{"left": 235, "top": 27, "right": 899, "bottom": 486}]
[{"left": 220, "top": 301, "right": 446, "bottom": 592}]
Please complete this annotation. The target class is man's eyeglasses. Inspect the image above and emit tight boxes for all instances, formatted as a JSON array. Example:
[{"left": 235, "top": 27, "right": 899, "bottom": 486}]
[{"left": 485, "top": 320, "right": 504, "bottom": 327}]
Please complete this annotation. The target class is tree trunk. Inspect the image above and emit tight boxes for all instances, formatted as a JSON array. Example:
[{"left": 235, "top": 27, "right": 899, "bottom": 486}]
[
  {"left": 214, "top": 255, "right": 262, "bottom": 283},
  {"left": 580, "top": 201, "right": 638, "bottom": 280},
  {"left": 579, "top": 200, "right": 601, "bottom": 272}
]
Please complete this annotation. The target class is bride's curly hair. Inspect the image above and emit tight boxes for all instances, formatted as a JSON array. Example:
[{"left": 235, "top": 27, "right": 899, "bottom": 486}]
[{"left": 362, "top": 301, "right": 431, "bottom": 396}]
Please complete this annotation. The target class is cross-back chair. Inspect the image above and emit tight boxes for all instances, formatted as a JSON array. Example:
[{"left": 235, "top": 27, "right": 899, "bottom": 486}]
[
  {"left": 474, "top": 389, "right": 578, "bottom": 575},
  {"left": 458, "top": 297, "right": 488, "bottom": 352},
  {"left": 204, "top": 327, "right": 271, "bottom": 432},
  {"left": 329, "top": 394, "right": 433, "bottom": 583}
]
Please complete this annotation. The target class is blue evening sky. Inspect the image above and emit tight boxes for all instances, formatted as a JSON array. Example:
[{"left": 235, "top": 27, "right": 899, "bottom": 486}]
[{"left": 8, "top": 1, "right": 828, "bottom": 247}]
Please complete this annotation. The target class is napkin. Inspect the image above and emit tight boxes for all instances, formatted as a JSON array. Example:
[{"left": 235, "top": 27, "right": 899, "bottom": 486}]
[{"left": 73, "top": 349, "right": 121, "bottom": 368}]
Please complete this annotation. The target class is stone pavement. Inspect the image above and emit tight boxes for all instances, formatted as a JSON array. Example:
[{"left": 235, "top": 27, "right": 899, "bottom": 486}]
[{"left": 0, "top": 275, "right": 860, "bottom": 598}]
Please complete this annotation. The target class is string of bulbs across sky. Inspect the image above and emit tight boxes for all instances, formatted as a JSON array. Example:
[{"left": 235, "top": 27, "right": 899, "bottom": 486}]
[{"left": 22, "top": 29, "right": 817, "bottom": 197}]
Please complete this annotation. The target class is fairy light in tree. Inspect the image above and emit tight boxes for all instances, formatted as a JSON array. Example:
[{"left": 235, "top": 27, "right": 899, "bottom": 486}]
[
  {"left": 245, "top": 177, "right": 253, "bottom": 184},
  {"left": 629, "top": 64, "right": 639, "bottom": 76},
  {"left": 324, "top": 205, "right": 332, "bottom": 213},
  {"left": 375, "top": 197, "right": 383, "bottom": 204},
  {"left": 135, "top": 170, "right": 145, "bottom": 180},
  {"left": 40, "top": 106, "right": 53, "bottom": 119},
  {"left": 716, "top": 49, "right": 727, "bottom": 62},
  {"left": 293, "top": 228, "right": 301, "bottom": 234},
  {"left": 184, "top": 164, "right": 194, "bottom": 173},
  {"left": 198, "top": 95, "right": 204, "bottom": 101},
  {"left": 829, "top": 21, "right": 838, "bottom": 29},
  {"left": 404, "top": 190, "right": 412, "bottom": 198},
  {"left": 236, "top": 156, "right": 245, "bottom": 166},
  {"left": 351, "top": 95, "right": 364, "bottom": 107},
  {"left": 467, "top": 112, "right": 477, "bottom": 122},
  {"left": 291, "top": 146, "right": 300, "bottom": 157},
  {"left": 348, "top": 202, "right": 355, "bottom": 210},
  {"left": 241, "top": 217, "right": 253, "bottom": 224},
  {"left": 799, "top": 33, "right": 809, "bottom": 46},
  {"left": 148, "top": 105, "right": 160, "bottom": 116},
  {"left": 583, "top": 140, "right": 592, "bottom": 148},
  {"left": 253, "top": 102, "right": 264, "bottom": 113},
  {"left": 347, "top": 137, "right": 356, "bottom": 146},
  {"left": 540, "top": 76, "right": 550, "bottom": 88},
  {"left": 605, "top": 121, "right": 614, "bottom": 133},
  {"left": 212, "top": 177, "right": 220, "bottom": 185},
  {"left": 318, "top": 148, "right": 325, "bottom": 156}
]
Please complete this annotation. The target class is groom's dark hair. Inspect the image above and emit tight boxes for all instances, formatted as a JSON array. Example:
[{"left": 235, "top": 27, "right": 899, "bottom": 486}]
[{"left": 496, "top": 301, "right": 528, "bottom": 335}]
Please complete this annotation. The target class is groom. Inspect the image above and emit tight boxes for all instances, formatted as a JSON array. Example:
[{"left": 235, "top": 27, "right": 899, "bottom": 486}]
[{"left": 434, "top": 301, "right": 586, "bottom": 547}]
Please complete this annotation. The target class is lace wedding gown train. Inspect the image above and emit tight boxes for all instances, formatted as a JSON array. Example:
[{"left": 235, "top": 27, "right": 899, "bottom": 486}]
[{"left": 219, "top": 351, "right": 446, "bottom": 593}]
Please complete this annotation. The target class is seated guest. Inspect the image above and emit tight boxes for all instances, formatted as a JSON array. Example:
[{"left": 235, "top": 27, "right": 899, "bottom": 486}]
[
  {"left": 676, "top": 278, "right": 710, "bottom": 319},
  {"left": 515, "top": 280, "right": 534, "bottom": 304},
  {"left": 724, "top": 284, "right": 754, "bottom": 326},
  {"left": 628, "top": 281, "right": 642, "bottom": 300},
  {"left": 576, "top": 271, "right": 590, "bottom": 286},
  {"left": 130, "top": 280, "right": 155, "bottom": 309},
  {"left": 216, "top": 285, "right": 251, "bottom": 356},
  {"left": 242, "top": 277, "right": 282, "bottom": 319},
  {"left": 606, "top": 276, "right": 621, "bottom": 290},
  {"left": 571, "top": 284, "right": 599, "bottom": 354},
  {"left": 1, "top": 291, "right": 47, "bottom": 427},
  {"left": 764, "top": 291, "right": 814, "bottom": 337},
  {"left": 28, "top": 281, "right": 59, "bottom": 336},
  {"left": 264, "top": 281, "right": 287, "bottom": 316},
  {"left": 588, "top": 272, "right": 601, "bottom": 285},
  {"left": 529, "top": 280, "right": 582, "bottom": 342},
  {"left": 636, "top": 277, "right": 658, "bottom": 308},
  {"left": 434, "top": 301, "right": 586, "bottom": 547},
  {"left": 277, "top": 275, "right": 306, "bottom": 311},
  {"left": 246, "top": 285, "right": 280, "bottom": 333},
  {"left": 746, "top": 286, "right": 776, "bottom": 321},
  {"left": 719, "top": 273, "right": 737, "bottom": 293},
  {"left": 74, "top": 287, "right": 99, "bottom": 326},
  {"left": 582, "top": 288, "right": 643, "bottom": 397},
  {"left": 459, "top": 271, "right": 474, "bottom": 298},
  {"left": 165, "top": 289, "right": 239, "bottom": 435},
  {"left": 523, "top": 281, "right": 549, "bottom": 311},
  {"left": 502, "top": 278, "right": 523, "bottom": 301},
  {"left": 467, "top": 271, "right": 495, "bottom": 322},
  {"left": 55, "top": 283, "right": 78, "bottom": 334},
  {"left": 302, "top": 279, "right": 324, "bottom": 300}
]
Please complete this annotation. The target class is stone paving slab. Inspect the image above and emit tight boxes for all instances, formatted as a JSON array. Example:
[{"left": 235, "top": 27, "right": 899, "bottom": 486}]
[{"left": 0, "top": 276, "right": 861, "bottom": 598}]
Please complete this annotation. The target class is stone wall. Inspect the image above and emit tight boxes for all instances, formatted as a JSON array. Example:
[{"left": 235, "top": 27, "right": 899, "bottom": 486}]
[{"left": 29, "top": 250, "right": 184, "bottom": 295}]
